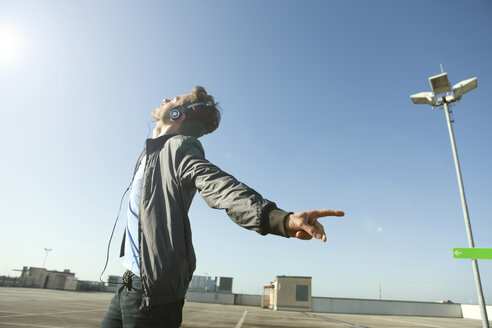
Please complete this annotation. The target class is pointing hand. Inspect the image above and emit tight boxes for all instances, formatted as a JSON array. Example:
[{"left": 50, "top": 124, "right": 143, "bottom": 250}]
[{"left": 284, "top": 209, "right": 344, "bottom": 242}]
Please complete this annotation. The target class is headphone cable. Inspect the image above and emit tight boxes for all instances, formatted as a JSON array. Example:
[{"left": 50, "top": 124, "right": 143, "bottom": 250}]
[
  {"left": 99, "top": 125, "right": 150, "bottom": 285},
  {"left": 99, "top": 182, "right": 131, "bottom": 284}
]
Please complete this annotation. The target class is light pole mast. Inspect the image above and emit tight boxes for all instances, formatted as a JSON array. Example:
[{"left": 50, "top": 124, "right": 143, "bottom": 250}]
[
  {"left": 42, "top": 248, "right": 52, "bottom": 268},
  {"left": 411, "top": 71, "right": 489, "bottom": 328},
  {"left": 443, "top": 101, "right": 489, "bottom": 327},
  {"left": 378, "top": 280, "right": 382, "bottom": 300}
]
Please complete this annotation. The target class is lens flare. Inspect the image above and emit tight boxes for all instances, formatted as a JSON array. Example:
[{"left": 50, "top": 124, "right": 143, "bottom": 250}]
[{"left": 0, "top": 26, "right": 24, "bottom": 67}]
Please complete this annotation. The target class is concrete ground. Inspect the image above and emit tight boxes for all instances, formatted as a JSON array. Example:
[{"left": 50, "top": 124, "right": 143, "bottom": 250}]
[{"left": 0, "top": 287, "right": 490, "bottom": 328}]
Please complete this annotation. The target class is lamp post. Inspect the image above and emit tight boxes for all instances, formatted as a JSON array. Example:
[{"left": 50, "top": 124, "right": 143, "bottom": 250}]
[
  {"left": 42, "top": 248, "right": 52, "bottom": 268},
  {"left": 410, "top": 71, "right": 489, "bottom": 328}
]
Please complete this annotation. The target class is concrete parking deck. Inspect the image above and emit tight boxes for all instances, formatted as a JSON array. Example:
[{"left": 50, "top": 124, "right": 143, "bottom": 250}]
[{"left": 0, "top": 287, "right": 490, "bottom": 328}]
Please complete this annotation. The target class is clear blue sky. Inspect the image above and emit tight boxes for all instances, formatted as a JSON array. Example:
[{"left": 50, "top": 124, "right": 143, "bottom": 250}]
[{"left": 1, "top": 0, "right": 491, "bottom": 304}]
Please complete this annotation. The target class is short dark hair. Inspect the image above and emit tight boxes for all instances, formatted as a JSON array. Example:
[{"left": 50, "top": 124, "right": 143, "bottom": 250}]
[{"left": 179, "top": 86, "right": 221, "bottom": 138}]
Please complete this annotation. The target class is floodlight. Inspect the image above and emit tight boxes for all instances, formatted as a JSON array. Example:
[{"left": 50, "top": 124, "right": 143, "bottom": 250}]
[
  {"left": 429, "top": 72, "right": 451, "bottom": 94},
  {"left": 410, "top": 92, "right": 436, "bottom": 106},
  {"left": 453, "top": 77, "right": 477, "bottom": 100}
]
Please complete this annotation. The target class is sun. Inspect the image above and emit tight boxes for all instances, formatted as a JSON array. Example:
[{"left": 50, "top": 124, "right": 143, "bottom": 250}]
[{"left": 0, "top": 26, "right": 24, "bottom": 67}]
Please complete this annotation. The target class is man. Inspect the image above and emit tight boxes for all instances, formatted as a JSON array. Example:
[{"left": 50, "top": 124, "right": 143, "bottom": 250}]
[{"left": 100, "top": 86, "right": 344, "bottom": 327}]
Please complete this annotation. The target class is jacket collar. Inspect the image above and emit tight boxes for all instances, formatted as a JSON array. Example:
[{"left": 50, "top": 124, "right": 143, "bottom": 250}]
[{"left": 146, "top": 134, "right": 177, "bottom": 154}]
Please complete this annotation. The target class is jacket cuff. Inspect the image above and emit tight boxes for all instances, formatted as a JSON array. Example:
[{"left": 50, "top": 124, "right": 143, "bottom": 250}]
[{"left": 267, "top": 208, "right": 292, "bottom": 238}]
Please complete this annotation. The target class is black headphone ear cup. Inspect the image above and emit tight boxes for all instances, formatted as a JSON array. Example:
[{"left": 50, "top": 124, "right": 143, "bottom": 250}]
[{"left": 170, "top": 108, "right": 181, "bottom": 121}]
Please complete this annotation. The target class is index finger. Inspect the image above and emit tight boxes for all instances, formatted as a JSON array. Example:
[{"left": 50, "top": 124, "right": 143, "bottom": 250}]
[{"left": 306, "top": 209, "right": 345, "bottom": 218}]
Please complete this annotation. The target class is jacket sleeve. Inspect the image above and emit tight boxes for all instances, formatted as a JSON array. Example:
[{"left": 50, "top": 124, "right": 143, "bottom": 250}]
[{"left": 176, "top": 136, "right": 290, "bottom": 237}]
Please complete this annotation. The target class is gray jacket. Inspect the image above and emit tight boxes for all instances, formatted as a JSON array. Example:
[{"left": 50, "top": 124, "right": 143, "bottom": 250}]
[{"left": 120, "top": 134, "right": 289, "bottom": 307}]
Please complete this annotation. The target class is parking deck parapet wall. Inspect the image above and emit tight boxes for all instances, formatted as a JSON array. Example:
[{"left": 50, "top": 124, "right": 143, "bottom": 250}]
[
  {"left": 460, "top": 304, "right": 492, "bottom": 320},
  {"left": 312, "top": 296, "right": 463, "bottom": 318},
  {"left": 185, "top": 290, "right": 234, "bottom": 305},
  {"left": 184, "top": 291, "right": 489, "bottom": 320}
]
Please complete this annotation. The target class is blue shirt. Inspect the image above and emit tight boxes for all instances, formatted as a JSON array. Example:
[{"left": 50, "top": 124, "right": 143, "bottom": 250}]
[{"left": 122, "top": 154, "right": 147, "bottom": 276}]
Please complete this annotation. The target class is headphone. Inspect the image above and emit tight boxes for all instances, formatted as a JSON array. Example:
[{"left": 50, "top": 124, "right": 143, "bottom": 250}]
[{"left": 169, "top": 102, "right": 213, "bottom": 121}]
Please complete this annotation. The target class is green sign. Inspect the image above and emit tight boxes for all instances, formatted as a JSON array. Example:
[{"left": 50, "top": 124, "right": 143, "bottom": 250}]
[{"left": 453, "top": 248, "right": 492, "bottom": 260}]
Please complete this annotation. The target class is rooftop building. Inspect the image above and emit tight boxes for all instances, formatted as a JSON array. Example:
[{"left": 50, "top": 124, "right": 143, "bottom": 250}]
[{"left": 17, "top": 266, "right": 78, "bottom": 291}]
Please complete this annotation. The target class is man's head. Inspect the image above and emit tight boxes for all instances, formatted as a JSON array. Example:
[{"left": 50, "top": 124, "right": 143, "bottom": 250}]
[{"left": 152, "top": 86, "right": 221, "bottom": 138}]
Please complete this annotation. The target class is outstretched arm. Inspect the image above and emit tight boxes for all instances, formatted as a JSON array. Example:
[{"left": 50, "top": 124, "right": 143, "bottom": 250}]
[
  {"left": 175, "top": 137, "right": 344, "bottom": 240},
  {"left": 284, "top": 209, "right": 344, "bottom": 242}
]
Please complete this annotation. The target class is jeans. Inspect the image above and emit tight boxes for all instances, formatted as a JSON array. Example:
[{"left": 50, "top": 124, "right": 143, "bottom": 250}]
[{"left": 99, "top": 271, "right": 184, "bottom": 328}]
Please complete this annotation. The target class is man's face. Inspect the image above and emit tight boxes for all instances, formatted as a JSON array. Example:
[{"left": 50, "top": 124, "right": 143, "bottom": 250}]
[{"left": 152, "top": 93, "right": 190, "bottom": 121}]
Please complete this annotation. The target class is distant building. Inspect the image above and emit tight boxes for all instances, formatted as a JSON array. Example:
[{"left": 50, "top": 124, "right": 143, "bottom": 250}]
[
  {"left": 18, "top": 266, "right": 78, "bottom": 291},
  {"left": 104, "top": 275, "right": 123, "bottom": 293},
  {"left": 218, "top": 277, "right": 233, "bottom": 293},
  {"left": 266, "top": 276, "right": 312, "bottom": 311},
  {"left": 0, "top": 275, "right": 21, "bottom": 287},
  {"left": 189, "top": 275, "right": 216, "bottom": 292},
  {"left": 189, "top": 275, "right": 233, "bottom": 293},
  {"left": 77, "top": 280, "right": 103, "bottom": 292}
]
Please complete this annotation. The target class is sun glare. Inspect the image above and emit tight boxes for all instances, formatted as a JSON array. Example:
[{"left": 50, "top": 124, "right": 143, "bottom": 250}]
[{"left": 0, "top": 26, "right": 24, "bottom": 67}]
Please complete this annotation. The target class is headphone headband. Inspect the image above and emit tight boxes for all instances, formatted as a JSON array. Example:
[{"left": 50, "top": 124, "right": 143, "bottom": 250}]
[
  {"left": 184, "top": 101, "right": 213, "bottom": 109},
  {"left": 169, "top": 101, "right": 214, "bottom": 121}
]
